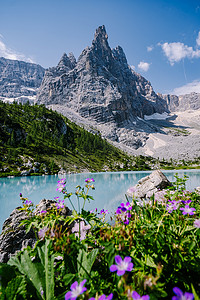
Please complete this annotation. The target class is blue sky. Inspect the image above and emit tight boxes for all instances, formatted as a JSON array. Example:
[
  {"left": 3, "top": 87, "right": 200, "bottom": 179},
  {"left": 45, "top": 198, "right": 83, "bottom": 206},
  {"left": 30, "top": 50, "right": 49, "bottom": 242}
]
[{"left": 0, "top": 0, "right": 200, "bottom": 95}]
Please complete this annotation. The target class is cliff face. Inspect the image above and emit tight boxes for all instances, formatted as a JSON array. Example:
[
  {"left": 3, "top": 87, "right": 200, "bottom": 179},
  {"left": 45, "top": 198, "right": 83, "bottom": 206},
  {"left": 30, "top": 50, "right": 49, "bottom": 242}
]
[
  {"left": 36, "top": 25, "right": 169, "bottom": 149},
  {"left": 163, "top": 92, "right": 200, "bottom": 112},
  {"left": 37, "top": 26, "right": 168, "bottom": 123},
  {"left": 0, "top": 57, "right": 45, "bottom": 101}
]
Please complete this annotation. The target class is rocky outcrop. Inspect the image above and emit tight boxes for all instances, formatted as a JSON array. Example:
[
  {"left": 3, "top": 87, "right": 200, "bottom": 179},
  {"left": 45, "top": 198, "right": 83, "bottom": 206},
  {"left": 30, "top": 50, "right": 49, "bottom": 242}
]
[
  {"left": 0, "top": 57, "right": 45, "bottom": 102},
  {"left": 0, "top": 199, "right": 71, "bottom": 263},
  {"left": 36, "top": 25, "right": 168, "bottom": 150},
  {"left": 162, "top": 92, "right": 200, "bottom": 112},
  {"left": 127, "top": 169, "right": 172, "bottom": 199}
]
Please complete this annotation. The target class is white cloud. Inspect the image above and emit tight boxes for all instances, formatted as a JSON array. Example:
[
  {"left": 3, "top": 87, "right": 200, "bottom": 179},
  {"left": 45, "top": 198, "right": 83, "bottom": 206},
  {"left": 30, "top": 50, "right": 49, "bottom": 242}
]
[
  {"left": 196, "top": 31, "right": 200, "bottom": 47},
  {"left": 172, "top": 80, "right": 200, "bottom": 95},
  {"left": 0, "top": 36, "right": 34, "bottom": 63},
  {"left": 160, "top": 41, "right": 200, "bottom": 65},
  {"left": 147, "top": 45, "right": 154, "bottom": 52},
  {"left": 138, "top": 61, "right": 150, "bottom": 72}
]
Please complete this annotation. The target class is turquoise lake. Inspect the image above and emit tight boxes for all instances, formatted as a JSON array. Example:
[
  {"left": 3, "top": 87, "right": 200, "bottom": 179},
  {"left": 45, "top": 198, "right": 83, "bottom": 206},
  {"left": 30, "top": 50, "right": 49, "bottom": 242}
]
[{"left": 1, "top": 169, "right": 200, "bottom": 231}]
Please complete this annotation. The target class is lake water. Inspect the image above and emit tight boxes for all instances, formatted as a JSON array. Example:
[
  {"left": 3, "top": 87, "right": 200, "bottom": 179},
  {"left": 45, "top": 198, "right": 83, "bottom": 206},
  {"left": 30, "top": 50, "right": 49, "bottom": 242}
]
[{"left": 1, "top": 169, "right": 200, "bottom": 231}]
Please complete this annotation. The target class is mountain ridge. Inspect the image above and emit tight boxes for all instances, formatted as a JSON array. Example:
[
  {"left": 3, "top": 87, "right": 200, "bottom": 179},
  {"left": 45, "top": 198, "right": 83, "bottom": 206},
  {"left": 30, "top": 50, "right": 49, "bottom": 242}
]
[{"left": 0, "top": 26, "right": 200, "bottom": 161}]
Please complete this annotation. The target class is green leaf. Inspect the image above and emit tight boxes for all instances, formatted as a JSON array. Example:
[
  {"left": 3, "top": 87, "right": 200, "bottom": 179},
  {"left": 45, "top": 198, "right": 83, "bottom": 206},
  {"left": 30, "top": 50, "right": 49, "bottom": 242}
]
[
  {"left": 37, "top": 239, "right": 55, "bottom": 300},
  {"left": 77, "top": 247, "right": 99, "bottom": 278},
  {"left": 0, "top": 263, "right": 16, "bottom": 288},
  {"left": 188, "top": 241, "right": 196, "bottom": 253},
  {"left": 8, "top": 241, "right": 55, "bottom": 300},
  {"left": 8, "top": 250, "right": 44, "bottom": 299},
  {"left": 63, "top": 273, "right": 76, "bottom": 286},
  {"left": 191, "top": 284, "right": 200, "bottom": 300},
  {"left": 145, "top": 255, "right": 157, "bottom": 269},
  {"left": 4, "top": 275, "right": 27, "bottom": 300}
]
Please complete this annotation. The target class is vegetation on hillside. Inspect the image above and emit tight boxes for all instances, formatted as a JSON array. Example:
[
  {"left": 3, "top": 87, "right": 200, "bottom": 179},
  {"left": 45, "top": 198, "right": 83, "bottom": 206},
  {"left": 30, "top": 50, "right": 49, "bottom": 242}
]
[
  {"left": 0, "top": 101, "right": 199, "bottom": 178},
  {"left": 0, "top": 101, "right": 156, "bottom": 177}
]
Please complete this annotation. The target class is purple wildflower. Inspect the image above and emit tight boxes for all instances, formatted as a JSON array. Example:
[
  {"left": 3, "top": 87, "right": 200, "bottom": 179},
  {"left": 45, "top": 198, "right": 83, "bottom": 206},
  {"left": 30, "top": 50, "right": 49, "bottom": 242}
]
[
  {"left": 56, "top": 179, "right": 66, "bottom": 193},
  {"left": 85, "top": 178, "right": 95, "bottom": 183},
  {"left": 90, "top": 208, "right": 98, "bottom": 213},
  {"left": 72, "top": 221, "right": 91, "bottom": 240},
  {"left": 182, "top": 200, "right": 192, "bottom": 204},
  {"left": 180, "top": 205, "right": 196, "bottom": 215},
  {"left": 194, "top": 219, "right": 200, "bottom": 228},
  {"left": 116, "top": 203, "right": 132, "bottom": 225},
  {"left": 58, "top": 178, "right": 66, "bottom": 184},
  {"left": 38, "top": 226, "right": 48, "bottom": 240},
  {"left": 50, "top": 229, "right": 55, "bottom": 238},
  {"left": 100, "top": 209, "right": 109, "bottom": 214},
  {"left": 55, "top": 199, "right": 65, "bottom": 209},
  {"left": 123, "top": 212, "right": 132, "bottom": 225},
  {"left": 172, "top": 287, "right": 194, "bottom": 300},
  {"left": 132, "top": 291, "right": 150, "bottom": 300},
  {"left": 24, "top": 200, "right": 32, "bottom": 206},
  {"left": 126, "top": 186, "right": 136, "bottom": 197},
  {"left": 116, "top": 202, "right": 132, "bottom": 214},
  {"left": 89, "top": 294, "right": 113, "bottom": 300},
  {"left": 65, "top": 279, "right": 87, "bottom": 300},
  {"left": 110, "top": 255, "right": 133, "bottom": 276},
  {"left": 56, "top": 184, "right": 65, "bottom": 192},
  {"left": 19, "top": 193, "right": 22, "bottom": 197},
  {"left": 166, "top": 200, "right": 180, "bottom": 213},
  {"left": 153, "top": 190, "right": 167, "bottom": 204},
  {"left": 40, "top": 210, "right": 47, "bottom": 214}
]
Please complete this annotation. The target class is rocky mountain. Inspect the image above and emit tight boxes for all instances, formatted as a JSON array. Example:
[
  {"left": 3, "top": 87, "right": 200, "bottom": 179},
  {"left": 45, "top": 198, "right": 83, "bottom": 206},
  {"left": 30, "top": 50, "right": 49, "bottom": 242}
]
[
  {"left": 36, "top": 26, "right": 169, "bottom": 150},
  {"left": 1, "top": 26, "right": 200, "bottom": 160},
  {"left": 162, "top": 92, "right": 200, "bottom": 112},
  {"left": 0, "top": 57, "right": 45, "bottom": 103}
]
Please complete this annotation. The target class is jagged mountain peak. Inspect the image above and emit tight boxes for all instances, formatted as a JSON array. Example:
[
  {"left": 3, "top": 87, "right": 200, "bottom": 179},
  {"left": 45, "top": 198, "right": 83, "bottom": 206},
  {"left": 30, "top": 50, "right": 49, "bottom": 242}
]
[
  {"left": 92, "top": 25, "right": 108, "bottom": 44},
  {"left": 36, "top": 26, "right": 168, "bottom": 150},
  {"left": 68, "top": 52, "right": 76, "bottom": 67},
  {"left": 57, "top": 52, "right": 76, "bottom": 71},
  {"left": 91, "top": 25, "right": 111, "bottom": 57}
]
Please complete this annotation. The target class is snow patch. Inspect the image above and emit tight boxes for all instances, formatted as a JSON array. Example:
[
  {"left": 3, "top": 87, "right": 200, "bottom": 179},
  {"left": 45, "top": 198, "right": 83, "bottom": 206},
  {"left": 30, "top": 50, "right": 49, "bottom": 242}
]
[{"left": 144, "top": 112, "right": 169, "bottom": 120}]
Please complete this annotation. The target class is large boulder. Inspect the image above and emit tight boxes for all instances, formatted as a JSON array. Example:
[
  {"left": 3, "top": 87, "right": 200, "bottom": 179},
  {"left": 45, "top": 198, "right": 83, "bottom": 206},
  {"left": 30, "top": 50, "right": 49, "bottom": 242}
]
[
  {"left": 0, "top": 199, "right": 71, "bottom": 263},
  {"left": 127, "top": 169, "right": 172, "bottom": 199}
]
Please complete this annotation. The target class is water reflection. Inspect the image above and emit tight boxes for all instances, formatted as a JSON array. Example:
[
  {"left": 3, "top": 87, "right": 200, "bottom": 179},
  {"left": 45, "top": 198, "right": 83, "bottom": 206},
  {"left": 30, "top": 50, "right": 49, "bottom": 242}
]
[{"left": 1, "top": 170, "right": 200, "bottom": 231}]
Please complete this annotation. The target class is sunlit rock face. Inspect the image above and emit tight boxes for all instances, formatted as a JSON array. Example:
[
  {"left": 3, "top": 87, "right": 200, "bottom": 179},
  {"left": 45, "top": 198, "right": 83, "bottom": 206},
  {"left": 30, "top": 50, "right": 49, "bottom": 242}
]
[
  {"left": 162, "top": 92, "right": 200, "bottom": 112},
  {"left": 36, "top": 26, "right": 168, "bottom": 149},
  {"left": 0, "top": 57, "right": 45, "bottom": 102}
]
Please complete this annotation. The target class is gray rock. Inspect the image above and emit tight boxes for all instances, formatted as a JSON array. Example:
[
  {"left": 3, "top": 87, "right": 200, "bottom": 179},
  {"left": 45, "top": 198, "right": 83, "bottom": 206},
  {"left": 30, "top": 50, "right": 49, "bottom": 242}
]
[
  {"left": 20, "top": 170, "right": 31, "bottom": 176},
  {"left": 162, "top": 92, "right": 200, "bottom": 112},
  {"left": 127, "top": 169, "right": 172, "bottom": 199},
  {"left": 195, "top": 187, "right": 200, "bottom": 195},
  {"left": 0, "top": 57, "right": 45, "bottom": 101},
  {"left": 0, "top": 199, "right": 71, "bottom": 263},
  {"left": 36, "top": 25, "right": 168, "bottom": 150}
]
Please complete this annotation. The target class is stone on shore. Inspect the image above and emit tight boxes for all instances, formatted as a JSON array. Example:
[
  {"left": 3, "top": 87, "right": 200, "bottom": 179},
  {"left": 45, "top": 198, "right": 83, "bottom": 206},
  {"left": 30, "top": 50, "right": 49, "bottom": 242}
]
[
  {"left": 127, "top": 169, "right": 172, "bottom": 199},
  {"left": 0, "top": 199, "right": 71, "bottom": 263}
]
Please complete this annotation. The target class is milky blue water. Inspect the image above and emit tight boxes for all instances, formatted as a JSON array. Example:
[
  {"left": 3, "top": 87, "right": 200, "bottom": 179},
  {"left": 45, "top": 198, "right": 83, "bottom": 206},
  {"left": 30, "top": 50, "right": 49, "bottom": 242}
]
[{"left": 1, "top": 169, "right": 200, "bottom": 231}]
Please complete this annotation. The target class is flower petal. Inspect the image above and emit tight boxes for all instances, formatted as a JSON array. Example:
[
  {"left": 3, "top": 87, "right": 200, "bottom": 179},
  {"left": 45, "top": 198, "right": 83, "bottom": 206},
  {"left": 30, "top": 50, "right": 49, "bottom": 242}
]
[
  {"left": 115, "top": 255, "right": 122, "bottom": 264},
  {"left": 132, "top": 291, "right": 140, "bottom": 299},
  {"left": 110, "top": 265, "right": 118, "bottom": 272},
  {"left": 127, "top": 262, "right": 134, "bottom": 271},
  {"left": 65, "top": 291, "right": 72, "bottom": 300},
  {"left": 71, "top": 281, "right": 78, "bottom": 290},
  {"left": 184, "top": 292, "right": 194, "bottom": 300},
  {"left": 173, "top": 287, "right": 183, "bottom": 297},
  {"left": 117, "top": 269, "right": 125, "bottom": 276},
  {"left": 124, "top": 256, "right": 131, "bottom": 263},
  {"left": 80, "top": 279, "right": 87, "bottom": 287}
]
